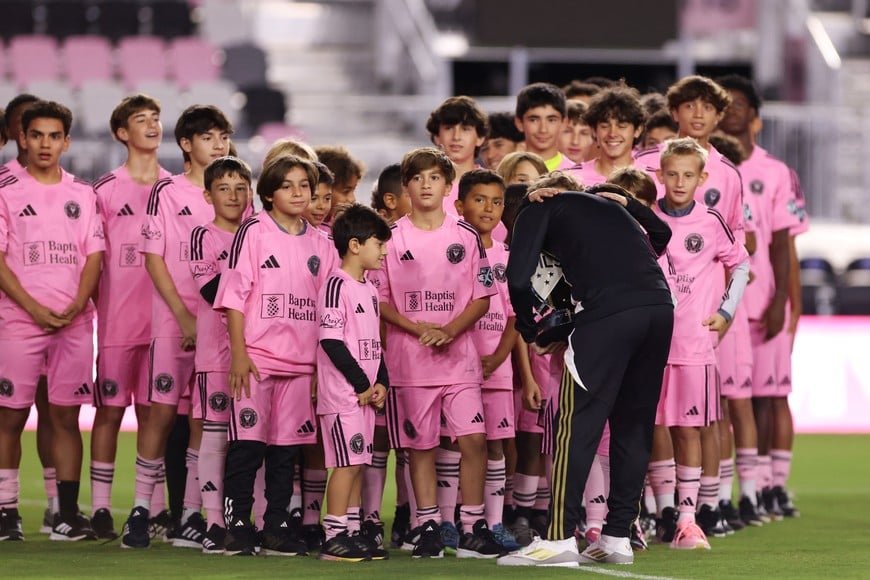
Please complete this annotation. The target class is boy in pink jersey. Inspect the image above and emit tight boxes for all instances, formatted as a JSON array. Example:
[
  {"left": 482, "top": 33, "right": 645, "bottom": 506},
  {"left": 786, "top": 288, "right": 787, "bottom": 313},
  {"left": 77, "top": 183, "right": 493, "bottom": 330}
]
[
  {"left": 215, "top": 155, "right": 337, "bottom": 556},
  {"left": 559, "top": 100, "right": 595, "bottom": 165},
  {"left": 316, "top": 145, "right": 364, "bottom": 230},
  {"left": 371, "top": 163, "right": 412, "bottom": 226},
  {"left": 371, "top": 147, "right": 500, "bottom": 558},
  {"left": 455, "top": 169, "right": 521, "bottom": 551},
  {"left": 0, "top": 101, "right": 104, "bottom": 541},
  {"left": 89, "top": 94, "right": 170, "bottom": 540},
  {"left": 122, "top": 105, "right": 233, "bottom": 549},
  {"left": 514, "top": 83, "right": 574, "bottom": 172},
  {"left": 650, "top": 138, "right": 749, "bottom": 550},
  {"left": 302, "top": 161, "right": 334, "bottom": 229},
  {"left": 481, "top": 112, "right": 523, "bottom": 171},
  {"left": 189, "top": 156, "right": 252, "bottom": 554},
  {"left": 317, "top": 204, "right": 391, "bottom": 562}
]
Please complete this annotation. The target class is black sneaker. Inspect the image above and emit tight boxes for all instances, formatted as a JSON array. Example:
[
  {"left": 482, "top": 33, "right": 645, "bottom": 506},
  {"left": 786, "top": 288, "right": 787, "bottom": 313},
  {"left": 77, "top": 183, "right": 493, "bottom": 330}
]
[
  {"left": 91, "top": 508, "right": 119, "bottom": 540},
  {"left": 456, "top": 519, "right": 503, "bottom": 559},
  {"left": 288, "top": 507, "right": 303, "bottom": 534},
  {"left": 738, "top": 496, "right": 764, "bottom": 527},
  {"left": 50, "top": 513, "right": 97, "bottom": 541},
  {"left": 202, "top": 523, "right": 226, "bottom": 554},
  {"left": 509, "top": 515, "right": 535, "bottom": 547},
  {"left": 772, "top": 486, "right": 800, "bottom": 518},
  {"left": 172, "top": 512, "right": 206, "bottom": 548},
  {"left": 0, "top": 508, "right": 24, "bottom": 541},
  {"left": 696, "top": 505, "right": 727, "bottom": 538},
  {"left": 148, "top": 509, "right": 173, "bottom": 541},
  {"left": 530, "top": 510, "right": 549, "bottom": 539},
  {"left": 319, "top": 531, "right": 372, "bottom": 562},
  {"left": 629, "top": 519, "right": 648, "bottom": 551},
  {"left": 755, "top": 492, "right": 772, "bottom": 523},
  {"left": 390, "top": 503, "right": 410, "bottom": 548},
  {"left": 40, "top": 507, "right": 55, "bottom": 534},
  {"left": 262, "top": 520, "right": 309, "bottom": 556},
  {"left": 411, "top": 519, "right": 444, "bottom": 558},
  {"left": 719, "top": 500, "right": 746, "bottom": 531},
  {"left": 761, "top": 487, "right": 784, "bottom": 521},
  {"left": 359, "top": 521, "right": 389, "bottom": 560},
  {"left": 655, "top": 506, "right": 677, "bottom": 543},
  {"left": 225, "top": 519, "right": 256, "bottom": 556},
  {"left": 301, "top": 523, "right": 324, "bottom": 551},
  {"left": 400, "top": 524, "right": 421, "bottom": 551},
  {"left": 121, "top": 506, "right": 150, "bottom": 548}
]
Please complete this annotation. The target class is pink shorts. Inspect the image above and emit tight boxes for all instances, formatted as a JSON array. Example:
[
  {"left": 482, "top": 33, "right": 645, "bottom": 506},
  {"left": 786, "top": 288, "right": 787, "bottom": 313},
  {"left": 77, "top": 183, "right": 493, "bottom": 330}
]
[
  {"left": 386, "top": 383, "right": 485, "bottom": 450},
  {"left": 228, "top": 373, "right": 317, "bottom": 446},
  {"left": 655, "top": 364, "right": 720, "bottom": 427},
  {"left": 319, "top": 406, "right": 375, "bottom": 468},
  {"left": 178, "top": 394, "right": 191, "bottom": 416},
  {"left": 193, "top": 371, "right": 231, "bottom": 422},
  {"left": 514, "top": 386, "right": 544, "bottom": 435},
  {"left": 750, "top": 322, "right": 793, "bottom": 397},
  {"left": 95, "top": 344, "right": 150, "bottom": 408},
  {"left": 0, "top": 321, "right": 94, "bottom": 409},
  {"left": 148, "top": 337, "right": 195, "bottom": 406},
  {"left": 775, "top": 330, "right": 793, "bottom": 395},
  {"left": 481, "top": 388, "right": 514, "bottom": 441},
  {"left": 596, "top": 422, "right": 610, "bottom": 457}
]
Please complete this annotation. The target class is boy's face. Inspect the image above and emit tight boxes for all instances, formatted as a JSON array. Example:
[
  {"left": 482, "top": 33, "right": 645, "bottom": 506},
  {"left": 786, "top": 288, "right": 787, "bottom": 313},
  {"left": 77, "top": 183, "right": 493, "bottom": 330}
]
[
  {"left": 595, "top": 118, "right": 641, "bottom": 162},
  {"left": 481, "top": 137, "right": 517, "bottom": 170},
  {"left": 356, "top": 235, "right": 388, "bottom": 271},
  {"left": 269, "top": 166, "right": 312, "bottom": 219},
  {"left": 331, "top": 175, "right": 359, "bottom": 208},
  {"left": 719, "top": 90, "right": 755, "bottom": 136},
  {"left": 509, "top": 160, "right": 543, "bottom": 185},
  {"left": 304, "top": 182, "right": 333, "bottom": 227},
  {"left": 21, "top": 117, "right": 69, "bottom": 170},
  {"left": 455, "top": 183, "right": 505, "bottom": 236},
  {"left": 9, "top": 103, "right": 35, "bottom": 154},
  {"left": 656, "top": 154, "right": 708, "bottom": 210},
  {"left": 434, "top": 123, "right": 485, "bottom": 166},
  {"left": 384, "top": 190, "right": 412, "bottom": 223},
  {"left": 672, "top": 98, "right": 724, "bottom": 141},
  {"left": 404, "top": 166, "right": 450, "bottom": 212},
  {"left": 119, "top": 108, "right": 162, "bottom": 151},
  {"left": 515, "top": 105, "right": 565, "bottom": 155},
  {"left": 643, "top": 126, "right": 678, "bottom": 149},
  {"left": 560, "top": 120, "right": 594, "bottom": 164},
  {"left": 205, "top": 172, "right": 249, "bottom": 223},
  {"left": 181, "top": 128, "right": 230, "bottom": 170}
]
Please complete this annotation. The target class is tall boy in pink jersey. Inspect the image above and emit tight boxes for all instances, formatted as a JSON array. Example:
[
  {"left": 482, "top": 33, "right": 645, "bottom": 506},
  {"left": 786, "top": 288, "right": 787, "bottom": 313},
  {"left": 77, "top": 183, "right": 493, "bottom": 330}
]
[
  {"left": 371, "top": 147, "right": 501, "bottom": 558},
  {"left": 316, "top": 204, "right": 391, "bottom": 562},
  {"left": 121, "top": 105, "right": 233, "bottom": 549},
  {"left": 650, "top": 138, "right": 749, "bottom": 550},
  {"left": 215, "top": 155, "right": 337, "bottom": 556},
  {"left": 0, "top": 101, "right": 104, "bottom": 541}
]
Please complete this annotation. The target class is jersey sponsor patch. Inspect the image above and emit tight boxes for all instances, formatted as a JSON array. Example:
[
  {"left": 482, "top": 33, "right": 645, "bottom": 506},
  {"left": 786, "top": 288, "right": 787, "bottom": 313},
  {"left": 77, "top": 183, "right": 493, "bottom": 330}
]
[
  {"left": 477, "top": 266, "right": 494, "bottom": 288},
  {"left": 261, "top": 294, "right": 284, "bottom": 318}
]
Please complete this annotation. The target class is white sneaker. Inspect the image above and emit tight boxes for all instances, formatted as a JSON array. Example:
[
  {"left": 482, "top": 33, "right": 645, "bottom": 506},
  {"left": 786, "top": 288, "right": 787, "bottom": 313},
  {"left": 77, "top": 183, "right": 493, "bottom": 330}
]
[
  {"left": 496, "top": 537, "right": 580, "bottom": 567},
  {"left": 579, "top": 533, "right": 634, "bottom": 565}
]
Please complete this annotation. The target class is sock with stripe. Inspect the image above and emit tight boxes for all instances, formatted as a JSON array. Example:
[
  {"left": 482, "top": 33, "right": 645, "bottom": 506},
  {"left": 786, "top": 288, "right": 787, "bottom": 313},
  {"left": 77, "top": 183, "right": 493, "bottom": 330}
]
[
  {"left": 736, "top": 447, "right": 758, "bottom": 503},
  {"left": 770, "top": 449, "right": 792, "bottom": 488},
  {"left": 757, "top": 454, "right": 773, "bottom": 490},
  {"left": 534, "top": 473, "right": 551, "bottom": 512},
  {"left": 323, "top": 514, "right": 347, "bottom": 541},
  {"left": 134, "top": 455, "right": 164, "bottom": 511},
  {"left": 416, "top": 505, "right": 441, "bottom": 526},
  {"left": 718, "top": 457, "right": 735, "bottom": 502},
  {"left": 647, "top": 459, "right": 676, "bottom": 516},
  {"left": 459, "top": 503, "right": 485, "bottom": 533},
  {"left": 151, "top": 468, "right": 166, "bottom": 514},
  {"left": 675, "top": 465, "right": 701, "bottom": 524},
  {"left": 346, "top": 507, "right": 361, "bottom": 534},
  {"left": 698, "top": 473, "right": 720, "bottom": 510},
  {"left": 90, "top": 460, "right": 115, "bottom": 513},
  {"left": 362, "top": 451, "right": 388, "bottom": 523},
  {"left": 0, "top": 469, "right": 20, "bottom": 510},
  {"left": 435, "top": 448, "right": 461, "bottom": 525},
  {"left": 289, "top": 462, "right": 302, "bottom": 514},
  {"left": 511, "top": 472, "right": 539, "bottom": 515},
  {"left": 484, "top": 458, "right": 506, "bottom": 528},
  {"left": 199, "top": 422, "right": 228, "bottom": 529},
  {"left": 302, "top": 468, "right": 327, "bottom": 526},
  {"left": 583, "top": 454, "right": 609, "bottom": 530}
]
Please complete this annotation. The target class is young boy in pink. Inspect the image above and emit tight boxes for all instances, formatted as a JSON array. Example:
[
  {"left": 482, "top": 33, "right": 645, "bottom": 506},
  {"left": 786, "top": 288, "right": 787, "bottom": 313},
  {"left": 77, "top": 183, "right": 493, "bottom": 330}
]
[
  {"left": 0, "top": 100, "right": 104, "bottom": 541},
  {"left": 316, "top": 204, "right": 391, "bottom": 562}
]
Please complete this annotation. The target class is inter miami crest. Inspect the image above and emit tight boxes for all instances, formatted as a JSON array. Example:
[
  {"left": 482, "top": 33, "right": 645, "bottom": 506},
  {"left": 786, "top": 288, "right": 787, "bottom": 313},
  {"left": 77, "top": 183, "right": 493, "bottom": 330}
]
[
  {"left": 307, "top": 255, "right": 320, "bottom": 276},
  {"left": 154, "top": 373, "right": 174, "bottom": 394},
  {"left": 684, "top": 233, "right": 704, "bottom": 253},
  {"left": 446, "top": 243, "right": 466, "bottom": 264},
  {"left": 101, "top": 379, "right": 119, "bottom": 398},
  {"left": 64, "top": 200, "right": 82, "bottom": 220},
  {"left": 704, "top": 188, "right": 721, "bottom": 207},
  {"left": 239, "top": 408, "right": 258, "bottom": 428},
  {"left": 350, "top": 433, "right": 365, "bottom": 455},
  {"left": 0, "top": 379, "right": 13, "bottom": 398},
  {"left": 209, "top": 392, "right": 229, "bottom": 412},
  {"left": 493, "top": 263, "right": 507, "bottom": 283},
  {"left": 403, "top": 419, "right": 417, "bottom": 439},
  {"left": 750, "top": 180, "right": 764, "bottom": 194}
]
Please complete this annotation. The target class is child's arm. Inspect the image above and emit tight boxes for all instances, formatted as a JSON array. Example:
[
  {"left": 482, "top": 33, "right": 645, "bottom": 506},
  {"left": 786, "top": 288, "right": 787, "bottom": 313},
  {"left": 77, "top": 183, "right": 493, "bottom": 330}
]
[
  {"left": 762, "top": 227, "right": 790, "bottom": 340},
  {"left": 146, "top": 253, "right": 197, "bottom": 350},
  {"left": 786, "top": 235, "right": 802, "bottom": 338},
  {"left": 0, "top": 252, "right": 68, "bottom": 331},
  {"left": 61, "top": 251, "right": 103, "bottom": 321},
  {"left": 379, "top": 302, "right": 439, "bottom": 338},
  {"left": 514, "top": 336, "right": 542, "bottom": 411},
  {"left": 227, "top": 308, "right": 259, "bottom": 400},
  {"left": 705, "top": 217, "right": 751, "bottom": 339},
  {"left": 320, "top": 338, "right": 386, "bottom": 406},
  {"left": 482, "top": 316, "right": 519, "bottom": 380},
  {"left": 423, "top": 296, "right": 490, "bottom": 347}
]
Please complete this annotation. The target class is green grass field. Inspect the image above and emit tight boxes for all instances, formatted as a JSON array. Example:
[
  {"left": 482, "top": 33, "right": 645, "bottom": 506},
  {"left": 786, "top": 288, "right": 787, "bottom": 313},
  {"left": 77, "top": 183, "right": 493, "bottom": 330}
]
[{"left": 2, "top": 433, "right": 868, "bottom": 579}]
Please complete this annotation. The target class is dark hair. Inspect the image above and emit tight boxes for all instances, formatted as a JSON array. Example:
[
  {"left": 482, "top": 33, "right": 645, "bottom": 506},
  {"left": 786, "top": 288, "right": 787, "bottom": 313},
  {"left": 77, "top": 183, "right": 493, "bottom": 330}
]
[
  {"left": 487, "top": 111, "right": 523, "bottom": 142},
  {"left": 708, "top": 133, "right": 747, "bottom": 165},
  {"left": 458, "top": 168, "right": 505, "bottom": 201},
  {"left": 715, "top": 74, "right": 762, "bottom": 112},
  {"left": 331, "top": 203, "right": 392, "bottom": 258},
  {"left": 563, "top": 80, "right": 601, "bottom": 100},
  {"left": 565, "top": 100, "right": 588, "bottom": 124},
  {"left": 583, "top": 85, "right": 645, "bottom": 129},
  {"left": 666, "top": 75, "right": 731, "bottom": 113},
  {"left": 21, "top": 100, "right": 73, "bottom": 135},
  {"left": 313, "top": 160, "right": 335, "bottom": 187},
  {"left": 371, "top": 163, "right": 402, "bottom": 211},
  {"left": 257, "top": 155, "right": 319, "bottom": 211},
  {"left": 584, "top": 76, "right": 617, "bottom": 88},
  {"left": 314, "top": 145, "right": 365, "bottom": 187},
  {"left": 516, "top": 82, "right": 566, "bottom": 119},
  {"left": 426, "top": 95, "right": 488, "bottom": 140},
  {"left": 607, "top": 167, "right": 657, "bottom": 206},
  {"left": 5, "top": 94, "right": 39, "bottom": 132},
  {"left": 645, "top": 109, "right": 679, "bottom": 135},
  {"left": 400, "top": 147, "right": 455, "bottom": 185},
  {"left": 640, "top": 92, "right": 668, "bottom": 117},
  {"left": 501, "top": 182, "right": 529, "bottom": 244},
  {"left": 204, "top": 156, "right": 252, "bottom": 191},
  {"left": 110, "top": 94, "right": 161, "bottom": 140},
  {"left": 174, "top": 104, "right": 234, "bottom": 160}
]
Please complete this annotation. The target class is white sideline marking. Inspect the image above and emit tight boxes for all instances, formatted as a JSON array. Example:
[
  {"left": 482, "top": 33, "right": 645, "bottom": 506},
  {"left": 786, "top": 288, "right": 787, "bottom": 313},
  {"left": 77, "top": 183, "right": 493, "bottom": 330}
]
[
  {"left": 19, "top": 498, "right": 127, "bottom": 517},
  {"left": 577, "top": 567, "right": 681, "bottom": 580}
]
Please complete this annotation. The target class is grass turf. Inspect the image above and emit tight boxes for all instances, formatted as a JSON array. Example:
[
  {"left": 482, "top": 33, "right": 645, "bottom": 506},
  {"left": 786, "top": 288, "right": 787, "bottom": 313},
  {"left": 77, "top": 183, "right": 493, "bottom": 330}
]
[{"left": 2, "top": 433, "right": 868, "bottom": 578}]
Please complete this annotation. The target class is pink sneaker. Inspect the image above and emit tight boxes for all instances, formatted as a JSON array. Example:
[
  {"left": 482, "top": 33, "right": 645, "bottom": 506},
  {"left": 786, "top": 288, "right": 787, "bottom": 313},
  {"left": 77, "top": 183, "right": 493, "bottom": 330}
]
[
  {"left": 669, "top": 520, "right": 711, "bottom": 550},
  {"left": 584, "top": 527, "right": 601, "bottom": 546}
]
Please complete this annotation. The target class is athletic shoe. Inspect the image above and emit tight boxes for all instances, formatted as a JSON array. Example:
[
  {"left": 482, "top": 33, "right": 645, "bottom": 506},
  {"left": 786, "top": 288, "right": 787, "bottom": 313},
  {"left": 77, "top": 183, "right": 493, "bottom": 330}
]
[
  {"left": 696, "top": 505, "right": 727, "bottom": 538},
  {"left": 50, "top": 513, "right": 97, "bottom": 541},
  {"left": 509, "top": 515, "right": 535, "bottom": 547},
  {"left": 530, "top": 511, "right": 549, "bottom": 539},
  {"left": 762, "top": 487, "right": 784, "bottom": 521},
  {"left": 360, "top": 520, "right": 386, "bottom": 552},
  {"left": 491, "top": 523, "right": 521, "bottom": 551},
  {"left": 739, "top": 496, "right": 764, "bottom": 527},
  {"left": 440, "top": 520, "right": 459, "bottom": 553},
  {"left": 579, "top": 534, "right": 634, "bottom": 565},
  {"left": 400, "top": 524, "right": 421, "bottom": 551},
  {"left": 456, "top": 519, "right": 503, "bottom": 559},
  {"left": 755, "top": 492, "right": 772, "bottom": 523},
  {"left": 412, "top": 519, "right": 444, "bottom": 558},
  {"left": 121, "top": 506, "right": 150, "bottom": 548},
  {"left": 772, "top": 486, "right": 800, "bottom": 517},
  {"left": 629, "top": 520, "right": 648, "bottom": 551},
  {"left": 91, "top": 508, "right": 118, "bottom": 540},
  {"left": 301, "top": 523, "right": 324, "bottom": 551},
  {"left": 148, "top": 509, "right": 174, "bottom": 541},
  {"left": 390, "top": 503, "right": 410, "bottom": 548},
  {"left": 224, "top": 519, "right": 256, "bottom": 556},
  {"left": 202, "top": 524, "right": 226, "bottom": 554},
  {"left": 670, "top": 520, "right": 711, "bottom": 550},
  {"left": 655, "top": 507, "right": 677, "bottom": 543},
  {"left": 496, "top": 537, "right": 580, "bottom": 567},
  {"left": 719, "top": 499, "right": 745, "bottom": 531},
  {"left": 576, "top": 505, "right": 587, "bottom": 535},
  {"left": 503, "top": 504, "right": 516, "bottom": 527},
  {"left": 40, "top": 508, "right": 55, "bottom": 534},
  {"left": 583, "top": 526, "right": 600, "bottom": 546},
  {"left": 0, "top": 508, "right": 24, "bottom": 541},
  {"left": 172, "top": 512, "right": 206, "bottom": 548},
  {"left": 639, "top": 513, "right": 657, "bottom": 540},
  {"left": 261, "top": 523, "right": 308, "bottom": 556},
  {"left": 355, "top": 527, "right": 389, "bottom": 560},
  {"left": 319, "top": 531, "right": 372, "bottom": 562}
]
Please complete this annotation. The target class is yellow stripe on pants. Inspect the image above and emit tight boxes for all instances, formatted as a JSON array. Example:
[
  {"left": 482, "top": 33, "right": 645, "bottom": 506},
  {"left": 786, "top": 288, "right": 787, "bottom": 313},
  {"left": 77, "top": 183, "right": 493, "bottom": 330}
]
[{"left": 548, "top": 365, "right": 576, "bottom": 540}]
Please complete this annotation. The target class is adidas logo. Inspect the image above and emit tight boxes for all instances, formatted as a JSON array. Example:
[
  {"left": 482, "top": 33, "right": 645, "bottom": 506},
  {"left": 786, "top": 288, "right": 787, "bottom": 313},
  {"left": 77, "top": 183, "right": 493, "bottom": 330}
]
[
  {"left": 217, "top": 250, "right": 228, "bottom": 261},
  {"left": 297, "top": 420, "right": 315, "bottom": 434},
  {"left": 178, "top": 206, "right": 192, "bottom": 216},
  {"left": 18, "top": 204, "right": 37, "bottom": 217},
  {"left": 436, "top": 480, "right": 451, "bottom": 488},
  {"left": 117, "top": 204, "right": 134, "bottom": 216},
  {"left": 279, "top": 521, "right": 288, "bottom": 528},
  {"left": 590, "top": 494, "right": 607, "bottom": 504},
  {"left": 400, "top": 250, "right": 415, "bottom": 261},
  {"left": 685, "top": 406, "right": 699, "bottom": 416},
  {"left": 355, "top": 303, "right": 365, "bottom": 313},
  {"left": 679, "top": 497, "right": 695, "bottom": 507},
  {"left": 306, "top": 501, "right": 321, "bottom": 512},
  {"left": 779, "top": 376, "right": 791, "bottom": 386},
  {"left": 742, "top": 378, "right": 753, "bottom": 388},
  {"left": 491, "top": 489, "right": 504, "bottom": 496},
  {"left": 724, "top": 377, "right": 735, "bottom": 385},
  {"left": 765, "top": 376, "right": 775, "bottom": 386},
  {"left": 497, "top": 417, "right": 510, "bottom": 429},
  {"left": 234, "top": 519, "right": 245, "bottom": 527},
  {"left": 201, "top": 481, "right": 218, "bottom": 493},
  {"left": 261, "top": 255, "right": 280, "bottom": 269},
  {"left": 75, "top": 383, "right": 91, "bottom": 396},
  {"left": 471, "top": 412, "right": 484, "bottom": 424}
]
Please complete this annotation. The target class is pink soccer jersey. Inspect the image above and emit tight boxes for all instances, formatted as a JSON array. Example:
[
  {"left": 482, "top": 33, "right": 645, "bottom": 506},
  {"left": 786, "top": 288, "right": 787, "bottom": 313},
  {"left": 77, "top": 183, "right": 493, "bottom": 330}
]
[
  {"left": 470, "top": 242, "right": 514, "bottom": 389},
  {"left": 447, "top": 180, "right": 508, "bottom": 242},
  {"left": 655, "top": 202, "right": 749, "bottom": 365},
  {"left": 564, "top": 160, "right": 607, "bottom": 188},
  {"left": 370, "top": 214, "right": 496, "bottom": 387},
  {"left": 788, "top": 168, "right": 810, "bottom": 237},
  {"left": 190, "top": 222, "right": 234, "bottom": 373},
  {"left": 94, "top": 165, "right": 171, "bottom": 347},
  {"left": 140, "top": 174, "right": 214, "bottom": 338},
  {"left": 215, "top": 216, "right": 338, "bottom": 376},
  {"left": 0, "top": 159, "right": 26, "bottom": 179},
  {"left": 316, "top": 267, "right": 383, "bottom": 414},
  {"left": 0, "top": 170, "right": 105, "bottom": 335}
]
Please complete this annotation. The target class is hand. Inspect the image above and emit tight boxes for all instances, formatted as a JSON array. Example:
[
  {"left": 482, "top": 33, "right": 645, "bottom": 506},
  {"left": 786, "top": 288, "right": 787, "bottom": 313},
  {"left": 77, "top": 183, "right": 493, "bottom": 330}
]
[
  {"left": 413, "top": 320, "right": 441, "bottom": 336},
  {"left": 27, "top": 303, "right": 69, "bottom": 333},
  {"left": 595, "top": 190, "right": 628, "bottom": 207},
  {"left": 229, "top": 352, "right": 260, "bottom": 401},
  {"left": 702, "top": 312, "right": 729, "bottom": 341},
  {"left": 178, "top": 310, "right": 197, "bottom": 352},
  {"left": 532, "top": 341, "right": 566, "bottom": 356},
  {"left": 310, "top": 373, "right": 318, "bottom": 405},
  {"left": 357, "top": 386, "right": 374, "bottom": 407},
  {"left": 481, "top": 354, "right": 501, "bottom": 379},
  {"left": 527, "top": 187, "right": 561, "bottom": 203},
  {"left": 370, "top": 383, "right": 387, "bottom": 409},
  {"left": 761, "top": 297, "right": 787, "bottom": 341},
  {"left": 59, "top": 299, "right": 87, "bottom": 323},
  {"left": 419, "top": 328, "right": 453, "bottom": 347},
  {"left": 522, "top": 381, "right": 542, "bottom": 411}
]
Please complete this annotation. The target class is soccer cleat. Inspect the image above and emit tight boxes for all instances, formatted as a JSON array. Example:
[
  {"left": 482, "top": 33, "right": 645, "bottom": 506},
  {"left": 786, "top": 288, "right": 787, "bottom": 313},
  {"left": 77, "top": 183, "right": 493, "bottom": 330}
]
[
  {"left": 50, "top": 513, "right": 97, "bottom": 541},
  {"left": 670, "top": 520, "right": 711, "bottom": 550},
  {"left": 719, "top": 500, "right": 746, "bottom": 531},
  {"left": 440, "top": 520, "right": 459, "bottom": 553},
  {"left": 172, "top": 512, "right": 206, "bottom": 548},
  {"left": 530, "top": 511, "right": 549, "bottom": 539},
  {"left": 91, "top": 508, "right": 119, "bottom": 540},
  {"left": 739, "top": 496, "right": 764, "bottom": 527},
  {"left": 509, "top": 515, "right": 535, "bottom": 547},
  {"left": 639, "top": 513, "right": 657, "bottom": 541},
  {"left": 148, "top": 509, "right": 174, "bottom": 541},
  {"left": 457, "top": 519, "right": 504, "bottom": 559},
  {"left": 583, "top": 526, "right": 600, "bottom": 546},
  {"left": 491, "top": 523, "right": 521, "bottom": 552},
  {"left": 412, "top": 520, "right": 445, "bottom": 558},
  {"left": 355, "top": 528, "right": 389, "bottom": 560},
  {"left": 655, "top": 506, "right": 678, "bottom": 543},
  {"left": 261, "top": 524, "right": 309, "bottom": 557},
  {"left": 224, "top": 519, "right": 256, "bottom": 556},
  {"left": 0, "top": 508, "right": 24, "bottom": 541},
  {"left": 390, "top": 503, "right": 410, "bottom": 548},
  {"left": 497, "top": 537, "right": 580, "bottom": 567},
  {"left": 202, "top": 524, "right": 226, "bottom": 554},
  {"left": 696, "top": 505, "right": 727, "bottom": 538},
  {"left": 360, "top": 520, "right": 387, "bottom": 556},
  {"left": 629, "top": 519, "right": 648, "bottom": 551},
  {"left": 762, "top": 488, "right": 784, "bottom": 521},
  {"left": 400, "top": 524, "right": 421, "bottom": 551},
  {"left": 579, "top": 534, "right": 634, "bottom": 565},
  {"left": 319, "top": 531, "right": 372, "bottom": 562},
  {"left": 755, "top": 492, "right": 772, "bottom": 523},
  {"left": 40, "top": 508, "right": 55, "bottom": 534},
  {"left": 772, "top": 486, "right": 800, "bottom": 518},
  {"left": 301, "top": 523, "right": 325, "bottom": 551},
  {"left": 121, "top": 507, "right": 151, "bottom": 548}
]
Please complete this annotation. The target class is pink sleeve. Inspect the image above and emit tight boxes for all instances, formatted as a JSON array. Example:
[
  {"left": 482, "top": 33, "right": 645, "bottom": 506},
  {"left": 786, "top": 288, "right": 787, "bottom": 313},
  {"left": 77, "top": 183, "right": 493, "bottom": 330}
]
[
  {"left": 318, "top": 280, "right": 348, "bottom": 342},
  {"left": 215, "top": 229, "right": 255, "bottom": 313},
  {"left": 370, "top": 256, "right": 391, "bottom": 304},
  {"left": 190, "top": 228, "right": 219, "bottom": 291},
  {"left": 771, "top": 166, "right": 801, "bottom": 233},
  {"left": 742, "top": 201, "right": 756, "bottom": 233},
  {"left": 141, "top": 199, "right": 166, "bottom": 257},
  {"left": 715, "top": 216, "right": 750, "bottom": 271},
  {"left": 468, "top": 232, "right": 497, "bottom": 302},
  {"left": 84, "top": 193, "right": 106, "bottom": 255},
  {"left": 0, "top": 196, "right": 10, "bottom": 254}
]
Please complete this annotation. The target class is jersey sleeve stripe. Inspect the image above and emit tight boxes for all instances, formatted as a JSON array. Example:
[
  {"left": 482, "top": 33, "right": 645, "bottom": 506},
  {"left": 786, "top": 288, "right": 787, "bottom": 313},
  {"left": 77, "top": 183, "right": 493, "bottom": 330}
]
[
  {"left": 708, "top": 208, "right": 736, "bottom": 244},
  {"left": 190, "top": 226, "right": 208, "bottom": 261},
  {"left": 0, "top": 175, "right": 19, "bottom": 189},
  {"left": 146, "top": 178, "right": 172, "bottom": 216},
  {"left": 92, "top": 173, "right": 117, "bottom": 190},
  {"left": 228, "top": 217, "right": 259, "bottom": 268},
  {"left": 458, "top": 219, "right": 487, "bottom": 258},
  {"left": 325, "top": 276, "right": 343, "bottom": 309}
]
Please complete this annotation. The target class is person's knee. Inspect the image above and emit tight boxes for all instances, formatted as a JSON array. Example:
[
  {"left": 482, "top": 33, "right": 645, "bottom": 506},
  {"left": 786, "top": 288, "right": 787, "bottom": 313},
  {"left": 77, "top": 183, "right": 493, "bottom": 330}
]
[{"left": 458, "top": 432, "right": 486, "bottom": 457}]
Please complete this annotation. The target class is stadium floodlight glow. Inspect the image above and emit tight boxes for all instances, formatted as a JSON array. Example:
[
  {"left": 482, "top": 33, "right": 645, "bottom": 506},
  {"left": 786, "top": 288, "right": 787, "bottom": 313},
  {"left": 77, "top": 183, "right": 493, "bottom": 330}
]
[
  {"left": 434, "top": 31, "right": 469, "bottom": 58},
  {"left": 806, "top": 14, "right": 842, "bottom": 70}
]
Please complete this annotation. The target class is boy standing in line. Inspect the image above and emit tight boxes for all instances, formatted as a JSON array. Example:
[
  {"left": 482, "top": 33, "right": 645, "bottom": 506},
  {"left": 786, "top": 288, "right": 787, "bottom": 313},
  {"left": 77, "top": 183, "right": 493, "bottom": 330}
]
[{"left": 514, "top": 83, "right": 574, "bottom": 172}]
